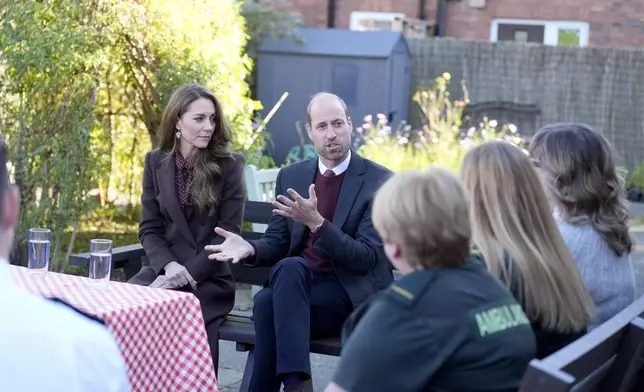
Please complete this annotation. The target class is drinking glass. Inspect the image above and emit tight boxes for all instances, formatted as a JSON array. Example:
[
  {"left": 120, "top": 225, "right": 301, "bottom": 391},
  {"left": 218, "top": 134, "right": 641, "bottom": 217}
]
[
  {"left": 28, "top": 228, "right": 51, "bottom": 276},
  {"left": 89, "top": 239, "right": 112, "bottom": 289}
]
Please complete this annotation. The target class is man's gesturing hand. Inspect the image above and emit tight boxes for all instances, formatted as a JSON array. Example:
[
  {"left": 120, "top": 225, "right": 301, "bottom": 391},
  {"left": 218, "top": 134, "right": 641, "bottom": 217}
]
[
  {"left": 273, "top": 184, "right": 324, "bottom": 231},
  {"left": 205, "top": 227, "right": 254, "bottom": 263}
]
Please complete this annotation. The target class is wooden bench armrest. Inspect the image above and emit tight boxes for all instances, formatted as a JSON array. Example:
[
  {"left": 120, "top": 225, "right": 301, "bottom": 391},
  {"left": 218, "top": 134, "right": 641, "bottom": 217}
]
[
  {"left": 68, "top": 243, "right": 145, "bottom": 267},
  {"left": 225, "top": 314, "right": 253, "bottom": 323}
]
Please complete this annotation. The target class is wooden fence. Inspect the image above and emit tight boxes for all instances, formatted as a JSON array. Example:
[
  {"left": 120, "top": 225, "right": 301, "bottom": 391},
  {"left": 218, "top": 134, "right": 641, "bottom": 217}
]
[{"left": 407, "top": 38, "right": 644, "bottom": 166}]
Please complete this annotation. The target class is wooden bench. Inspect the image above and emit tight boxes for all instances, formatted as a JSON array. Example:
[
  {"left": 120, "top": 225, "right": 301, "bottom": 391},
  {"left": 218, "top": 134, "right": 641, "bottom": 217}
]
[
  {"left": 68, "top": 200, "right": 341, "bottom": 391},
  {"left": 518, "top": 294, "right": 644, "bottom": 392},
  {"left": 244, "top": 164, "right": 280, "bottom": 298}
]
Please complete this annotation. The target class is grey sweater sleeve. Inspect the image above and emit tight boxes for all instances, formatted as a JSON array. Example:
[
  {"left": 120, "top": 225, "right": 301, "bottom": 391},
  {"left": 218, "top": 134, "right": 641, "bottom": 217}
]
[{"left": 557, "top": 219, "right": 636, "bottom": 329}]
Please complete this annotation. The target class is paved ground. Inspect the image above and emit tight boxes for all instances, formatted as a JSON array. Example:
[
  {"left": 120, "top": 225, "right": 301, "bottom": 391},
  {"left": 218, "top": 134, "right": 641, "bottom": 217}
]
[
  {"left": 216, "top": 203, "right": 644, "bottom": 392},
  {"left": 218, "top": 288, "right": 339, "bottom": 392}
]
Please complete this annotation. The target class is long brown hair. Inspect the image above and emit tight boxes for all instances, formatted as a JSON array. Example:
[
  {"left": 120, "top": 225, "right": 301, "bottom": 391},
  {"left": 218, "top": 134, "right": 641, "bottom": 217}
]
[
  {"left": 158, "top": 84, "right": 233, "bottom": 215},
  {"left": 461, "top": 141, "right": 594, "bottom": 332},
  {"left": 529, "top": 123, "right": 632, "bottom": 257}
]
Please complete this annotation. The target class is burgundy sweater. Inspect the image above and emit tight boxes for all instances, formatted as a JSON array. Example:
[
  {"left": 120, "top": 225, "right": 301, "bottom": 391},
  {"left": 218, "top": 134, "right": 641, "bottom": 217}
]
[{"left": 300, "top": 170, "right": 345, "bottom": 275}]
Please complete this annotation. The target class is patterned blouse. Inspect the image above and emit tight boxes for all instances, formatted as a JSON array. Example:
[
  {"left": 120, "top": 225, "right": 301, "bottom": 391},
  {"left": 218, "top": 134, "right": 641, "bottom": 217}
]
[{"left": 175, "top": 152, "right": 196, "bottom": 209}]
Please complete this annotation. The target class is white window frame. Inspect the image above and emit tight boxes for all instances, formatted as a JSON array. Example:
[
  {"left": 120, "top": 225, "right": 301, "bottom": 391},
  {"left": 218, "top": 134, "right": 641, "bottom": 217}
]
[
  {"left": 350, "top": 11, "right": 406, "bottom": 31},
  {"left": 490, "top": 18, "right": 589, "bottom": 47}
]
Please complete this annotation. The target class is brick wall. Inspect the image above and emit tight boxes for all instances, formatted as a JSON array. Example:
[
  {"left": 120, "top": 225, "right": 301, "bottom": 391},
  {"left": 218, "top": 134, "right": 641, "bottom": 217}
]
[
  {"left": 445, "top": 0, "right": 644, "bottom": 48},
  {"left": 261, "top": 0, "right": 436, "bottom": 29},
  {"left": 333, "top": 0, "right": 436, "bottom": 29},
  {"left": 263, "top": 0, "right": 644, "bottom": 48}
]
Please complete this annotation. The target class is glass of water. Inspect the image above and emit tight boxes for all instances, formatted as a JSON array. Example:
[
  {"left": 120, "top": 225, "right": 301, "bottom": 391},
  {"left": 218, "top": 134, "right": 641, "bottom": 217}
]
[
  {"left": 28, "top": 228, "right": 51, "bottom": 276},
  {"left": 89, "top": 239, "right": 112, "bottom": 289}
]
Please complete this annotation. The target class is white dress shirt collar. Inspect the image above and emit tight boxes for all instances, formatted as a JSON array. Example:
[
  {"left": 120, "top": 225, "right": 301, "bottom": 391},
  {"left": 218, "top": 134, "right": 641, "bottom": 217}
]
[{"left": 318, "top": 149, "right": 352, "bottom": 176}]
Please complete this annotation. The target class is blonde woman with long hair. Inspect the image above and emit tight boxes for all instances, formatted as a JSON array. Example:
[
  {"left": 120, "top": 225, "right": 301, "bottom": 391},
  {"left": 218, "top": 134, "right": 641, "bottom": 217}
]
[
  {"left": 461, "top": 141, "right": 594, "bottom": 358},
  {"left": 529, "top": 123, "right": 636, "bottom": 329}
]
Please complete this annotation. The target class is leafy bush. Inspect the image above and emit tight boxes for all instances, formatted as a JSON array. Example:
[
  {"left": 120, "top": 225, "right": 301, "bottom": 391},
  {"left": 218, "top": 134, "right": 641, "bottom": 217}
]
[
  {"left": 354, "top": 73, "right": 524, "bottom": 173},
  {"left": 626, "top": 165, "right": 644, "bottom": 190},
  {"left": 0, "top": 0, "right": 266, "bottom": 268}
]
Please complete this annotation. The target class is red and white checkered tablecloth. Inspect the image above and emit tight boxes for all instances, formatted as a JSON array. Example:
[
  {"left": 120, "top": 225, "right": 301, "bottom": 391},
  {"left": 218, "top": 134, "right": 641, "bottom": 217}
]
[{"left": 10, "top": 266, "right": 218, "bottom": 392}]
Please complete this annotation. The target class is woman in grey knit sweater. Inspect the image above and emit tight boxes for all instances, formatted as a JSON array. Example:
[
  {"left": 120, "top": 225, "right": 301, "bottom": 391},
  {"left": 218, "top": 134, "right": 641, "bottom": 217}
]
[{"left": 529, "top": 123, "right": 636, "bottom": 329}]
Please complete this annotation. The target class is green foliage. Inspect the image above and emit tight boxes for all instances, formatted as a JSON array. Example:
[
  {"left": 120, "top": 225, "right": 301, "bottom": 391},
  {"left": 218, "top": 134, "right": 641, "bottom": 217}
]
[
  {"left": 626, "top": 164, "right": 644, "bottom": 189},
  {"left": 241, "top": 0, "right": 304, "bottom": 62},
  {"left": 1, "top": 0, "right": 111, "bottom": 264},
  {"left": 0, "top": 0, "right": 268, "bottom": 269},
  {"left": 355, "top": 73, "right": 525, "bottom": 173},
  {"left": 286, "top": 144, "right": 317, "bottom": 164},
  {"left": 241, "top": 112, "right": 278, "bottom": 170}
]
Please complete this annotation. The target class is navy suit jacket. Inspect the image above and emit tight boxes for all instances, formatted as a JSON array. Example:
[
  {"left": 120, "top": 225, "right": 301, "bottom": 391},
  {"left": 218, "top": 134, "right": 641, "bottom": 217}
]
[{"left": 245, "top": 151, "right": 394, "bottom": 307}]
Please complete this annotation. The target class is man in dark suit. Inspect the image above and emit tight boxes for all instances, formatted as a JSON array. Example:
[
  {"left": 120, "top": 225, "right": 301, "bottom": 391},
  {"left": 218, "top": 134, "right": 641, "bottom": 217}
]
[{"left": 207, "top": 92, "right": 393, "bottom": 392}]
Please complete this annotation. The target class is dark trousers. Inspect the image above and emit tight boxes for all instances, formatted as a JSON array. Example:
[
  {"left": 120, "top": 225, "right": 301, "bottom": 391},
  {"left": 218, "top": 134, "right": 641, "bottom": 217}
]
[{"left": 249, "top": 257, "right": 353, "bottom": 392}]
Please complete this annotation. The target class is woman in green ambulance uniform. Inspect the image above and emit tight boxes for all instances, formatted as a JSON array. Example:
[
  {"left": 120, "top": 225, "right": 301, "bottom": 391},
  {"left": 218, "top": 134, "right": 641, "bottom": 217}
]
[{"left": 325, "top": 168, "right": 537, "bottom": 392}]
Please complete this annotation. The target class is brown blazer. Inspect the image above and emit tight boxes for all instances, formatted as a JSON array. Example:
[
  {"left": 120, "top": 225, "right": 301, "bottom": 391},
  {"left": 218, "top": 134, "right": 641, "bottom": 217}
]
[{"left": 129, "top": 148, "right": 246, "bottom": 326}]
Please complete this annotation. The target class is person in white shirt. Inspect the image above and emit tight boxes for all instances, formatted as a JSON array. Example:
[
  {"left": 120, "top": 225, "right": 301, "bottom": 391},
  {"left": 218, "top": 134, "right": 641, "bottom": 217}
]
[{"left": 0, "top": 136, "right": 130, "bottom": 392}]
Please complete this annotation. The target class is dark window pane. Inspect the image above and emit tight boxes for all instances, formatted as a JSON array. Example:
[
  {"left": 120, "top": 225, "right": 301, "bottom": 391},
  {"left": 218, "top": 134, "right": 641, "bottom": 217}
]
[{"left": 497, "top": 24, "right": 545, "bottom": 43}]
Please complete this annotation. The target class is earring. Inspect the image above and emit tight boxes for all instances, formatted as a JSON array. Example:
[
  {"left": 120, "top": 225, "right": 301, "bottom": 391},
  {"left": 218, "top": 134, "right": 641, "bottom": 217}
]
[{"left": 176, "top": 131, "right": 180, "bottom": 139}]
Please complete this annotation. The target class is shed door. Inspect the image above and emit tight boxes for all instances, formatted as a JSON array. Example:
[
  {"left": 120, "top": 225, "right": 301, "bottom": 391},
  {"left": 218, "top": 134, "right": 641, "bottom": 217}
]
[
  {"left": 389, "top": 54, "right": 410, "bottom": 126},
  {"left": 331, "top": 63, "right": 360, "bottom": 109}
]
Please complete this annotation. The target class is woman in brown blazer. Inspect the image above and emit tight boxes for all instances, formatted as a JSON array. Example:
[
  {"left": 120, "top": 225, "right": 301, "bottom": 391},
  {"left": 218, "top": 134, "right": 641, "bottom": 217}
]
[{"left": 128, "top": 84, "right": 246, "bottom": 373}]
